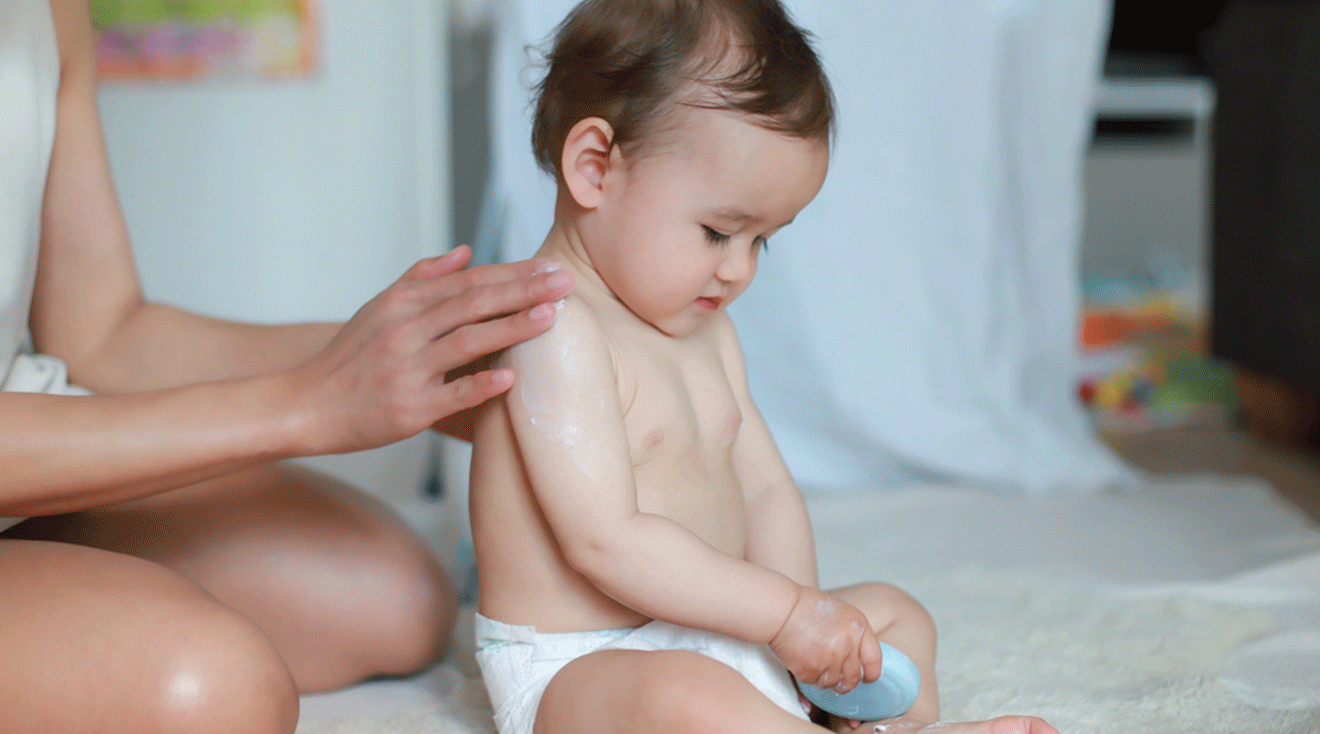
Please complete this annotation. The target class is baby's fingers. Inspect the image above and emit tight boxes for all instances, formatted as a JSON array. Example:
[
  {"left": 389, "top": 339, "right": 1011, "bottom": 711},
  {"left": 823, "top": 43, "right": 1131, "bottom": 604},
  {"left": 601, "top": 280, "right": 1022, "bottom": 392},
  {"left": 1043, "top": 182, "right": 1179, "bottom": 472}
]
[
  {"left": 860, "top": 629, "right": 883, "bottom": 684},
  {"left": 834, "top": 636, "right": 864, "bottom": 693}
]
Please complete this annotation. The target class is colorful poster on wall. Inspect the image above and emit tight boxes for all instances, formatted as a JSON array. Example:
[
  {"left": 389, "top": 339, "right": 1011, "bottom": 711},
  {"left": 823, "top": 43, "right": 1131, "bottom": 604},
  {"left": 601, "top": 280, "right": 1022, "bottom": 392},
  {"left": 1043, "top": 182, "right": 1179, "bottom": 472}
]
[{"left": 91, "top": 0, "right": 318, "bottom": 80}]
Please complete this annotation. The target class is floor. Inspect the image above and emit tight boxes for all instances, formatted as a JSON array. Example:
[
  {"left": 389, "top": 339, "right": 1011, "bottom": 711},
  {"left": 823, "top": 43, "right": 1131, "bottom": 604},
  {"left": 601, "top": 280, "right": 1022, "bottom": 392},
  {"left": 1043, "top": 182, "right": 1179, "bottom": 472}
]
[{"left": 1106, "top": 426, "right": 1320, "bottom": 523}]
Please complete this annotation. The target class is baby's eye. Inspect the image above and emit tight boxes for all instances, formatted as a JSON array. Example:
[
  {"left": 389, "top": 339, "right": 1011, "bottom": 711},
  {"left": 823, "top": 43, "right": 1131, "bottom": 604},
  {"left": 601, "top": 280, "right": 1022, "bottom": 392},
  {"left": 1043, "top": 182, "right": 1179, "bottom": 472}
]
[
  {"left": 702, "top": 225, "right": 732, "bottom": 246},
  {"left": 755, "top": 236, "right": 770, "bottom": 254}
]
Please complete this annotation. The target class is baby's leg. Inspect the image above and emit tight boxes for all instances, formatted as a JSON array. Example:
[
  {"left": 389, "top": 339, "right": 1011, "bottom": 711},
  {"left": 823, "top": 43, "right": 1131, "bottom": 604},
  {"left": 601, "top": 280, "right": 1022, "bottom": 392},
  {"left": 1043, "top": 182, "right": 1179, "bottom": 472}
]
[
  {"left": 535, "top": 649, "right": 819, "bottom": 734},
  {"left": 828, "top": 584, "right": 1058, "bottom": 734}
]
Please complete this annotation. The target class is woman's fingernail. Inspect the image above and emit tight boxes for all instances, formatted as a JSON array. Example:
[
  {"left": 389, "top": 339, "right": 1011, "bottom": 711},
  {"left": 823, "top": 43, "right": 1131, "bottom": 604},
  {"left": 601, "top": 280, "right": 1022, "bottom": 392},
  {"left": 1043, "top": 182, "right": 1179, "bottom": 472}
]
[
  {"left": 546, "top": 271, "right": 572, "bottom": 289},
  {"left": 530, "top": 303, "right": 555, "bottom": 321}
]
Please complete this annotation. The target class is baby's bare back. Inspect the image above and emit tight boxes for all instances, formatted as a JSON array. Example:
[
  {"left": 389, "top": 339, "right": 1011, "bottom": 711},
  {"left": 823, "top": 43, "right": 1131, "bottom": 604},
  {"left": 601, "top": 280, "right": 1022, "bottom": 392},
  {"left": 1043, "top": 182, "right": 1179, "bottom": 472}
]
[{"left": 470, "top": 299, "right": 750, "bottom": 632}]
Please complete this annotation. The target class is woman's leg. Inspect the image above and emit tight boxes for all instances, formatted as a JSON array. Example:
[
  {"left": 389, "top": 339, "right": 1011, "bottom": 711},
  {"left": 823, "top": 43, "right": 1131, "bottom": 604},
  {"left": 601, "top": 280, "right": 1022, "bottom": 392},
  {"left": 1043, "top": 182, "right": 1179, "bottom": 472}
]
[
  {"left": 0, "top": 539, "right": 299, "bottom": 734},
  {"left": 4, "top": 463, "right": 456, "bottom": 693},
  {"left": 535, "top": 649, "right": 822, "bottom": 734}
]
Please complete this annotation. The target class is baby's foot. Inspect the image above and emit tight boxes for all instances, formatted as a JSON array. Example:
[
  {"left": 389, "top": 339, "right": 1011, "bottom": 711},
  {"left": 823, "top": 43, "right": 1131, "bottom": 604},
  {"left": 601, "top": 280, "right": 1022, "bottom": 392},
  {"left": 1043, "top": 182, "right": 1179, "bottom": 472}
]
[{"left": 842, "top": 715, "right": 1059, "bottom": 734}]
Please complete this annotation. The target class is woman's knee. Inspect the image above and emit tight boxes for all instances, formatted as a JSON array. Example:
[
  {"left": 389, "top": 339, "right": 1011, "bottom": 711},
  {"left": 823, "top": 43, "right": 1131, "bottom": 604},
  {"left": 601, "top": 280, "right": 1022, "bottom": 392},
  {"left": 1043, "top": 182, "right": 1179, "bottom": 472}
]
[
  {"left": 155, "top": 603, "right": 301, "bottom": 734},
  {"left": 115, "top": 464, "right": 454, "bottom": 687},
  {"left": 0, "top": 541, "right": 298, "bottom": 734},
  {"left": 272, "top": 468, "right": 458, "bottom": 678},
  {"left": 334, "top": 522, "right": 458, "bottom": 674}
]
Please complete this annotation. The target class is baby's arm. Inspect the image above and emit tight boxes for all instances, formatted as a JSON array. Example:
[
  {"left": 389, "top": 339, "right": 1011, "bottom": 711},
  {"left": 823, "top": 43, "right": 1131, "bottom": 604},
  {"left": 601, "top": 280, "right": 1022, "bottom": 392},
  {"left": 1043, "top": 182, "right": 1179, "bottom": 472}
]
[
  {"left": 712, "top": 315, "right": 817, "bottom": 588},
  {"left": 503, "top": 298, "right": 798, "bottom": 645},
  {"left": 713, "top": 315, "right": 883, "bottom": 690}
]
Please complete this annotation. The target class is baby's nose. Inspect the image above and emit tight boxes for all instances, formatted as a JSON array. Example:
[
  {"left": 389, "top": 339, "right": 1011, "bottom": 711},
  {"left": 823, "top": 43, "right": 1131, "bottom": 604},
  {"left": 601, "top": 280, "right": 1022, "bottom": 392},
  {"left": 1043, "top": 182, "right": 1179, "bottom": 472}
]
[{"left": 717, "top": 247, "right": 756, "bottom": 282}]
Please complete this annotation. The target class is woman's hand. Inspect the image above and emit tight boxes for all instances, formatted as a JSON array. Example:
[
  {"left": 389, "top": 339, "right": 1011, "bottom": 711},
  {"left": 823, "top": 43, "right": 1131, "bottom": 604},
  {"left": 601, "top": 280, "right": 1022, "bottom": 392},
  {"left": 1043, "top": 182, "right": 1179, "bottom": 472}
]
[{"left": 290, "top": 246, "right": 572, "bottom": 455}]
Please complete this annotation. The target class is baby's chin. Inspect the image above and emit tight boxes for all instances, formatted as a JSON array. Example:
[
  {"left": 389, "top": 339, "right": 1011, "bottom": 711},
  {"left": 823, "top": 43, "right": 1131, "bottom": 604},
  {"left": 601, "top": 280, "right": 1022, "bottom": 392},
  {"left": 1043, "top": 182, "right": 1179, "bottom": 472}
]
[
  {"left": 611, "top": 290, "right": 733, "bottom": 337},
  {"left": 656, "top": 313, "right": 723, "bottom": 338},
  {"left": 628, "top": 307, "right": 712, "bottom": 338}
]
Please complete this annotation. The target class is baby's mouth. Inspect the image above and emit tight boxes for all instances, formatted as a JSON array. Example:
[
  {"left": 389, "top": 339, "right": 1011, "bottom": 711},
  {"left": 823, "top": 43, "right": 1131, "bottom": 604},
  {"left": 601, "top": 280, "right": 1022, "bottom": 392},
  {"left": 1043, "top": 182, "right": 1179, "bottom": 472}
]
[{"left": 696, "top": 296, "right": 723, "bottom": 310}]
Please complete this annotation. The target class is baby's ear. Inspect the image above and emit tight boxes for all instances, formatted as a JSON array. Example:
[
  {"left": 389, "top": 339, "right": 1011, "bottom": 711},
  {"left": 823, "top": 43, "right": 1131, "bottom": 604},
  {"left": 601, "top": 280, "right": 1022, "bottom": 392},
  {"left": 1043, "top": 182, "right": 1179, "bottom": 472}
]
[{"left": 561, "top": 117, "right": 615, "bottom": 210}]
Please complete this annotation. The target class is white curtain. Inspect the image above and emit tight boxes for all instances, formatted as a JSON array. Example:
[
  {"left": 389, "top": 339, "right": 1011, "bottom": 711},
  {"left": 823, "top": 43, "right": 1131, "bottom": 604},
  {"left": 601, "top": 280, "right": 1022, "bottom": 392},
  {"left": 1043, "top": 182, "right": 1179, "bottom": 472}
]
[{"left": 482, "top": 0, "right": 1137, "bottom": 494}]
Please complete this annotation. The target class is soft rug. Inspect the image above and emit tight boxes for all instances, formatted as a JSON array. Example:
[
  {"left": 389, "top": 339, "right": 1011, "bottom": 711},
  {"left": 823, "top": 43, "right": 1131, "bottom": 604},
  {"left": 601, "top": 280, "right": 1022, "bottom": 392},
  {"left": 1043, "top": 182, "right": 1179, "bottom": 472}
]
[{"left": 296, "top": 567, "right": 1320, "bottom": 734}]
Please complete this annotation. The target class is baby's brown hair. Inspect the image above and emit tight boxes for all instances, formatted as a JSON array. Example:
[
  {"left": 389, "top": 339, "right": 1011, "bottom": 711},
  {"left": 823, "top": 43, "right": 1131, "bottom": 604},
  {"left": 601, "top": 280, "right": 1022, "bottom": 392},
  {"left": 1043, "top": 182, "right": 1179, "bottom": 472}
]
[{"left": 531, "top": 0, "right": 834, "bottom": 179}]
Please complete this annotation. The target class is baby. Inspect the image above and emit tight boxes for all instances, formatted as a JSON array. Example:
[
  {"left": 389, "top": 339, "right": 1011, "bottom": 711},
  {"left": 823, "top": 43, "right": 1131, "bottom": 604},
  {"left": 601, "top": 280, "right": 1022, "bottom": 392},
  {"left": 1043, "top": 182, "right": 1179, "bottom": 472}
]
[{"left": 469, "top": 2, "right": 1059, "bottom": 734}]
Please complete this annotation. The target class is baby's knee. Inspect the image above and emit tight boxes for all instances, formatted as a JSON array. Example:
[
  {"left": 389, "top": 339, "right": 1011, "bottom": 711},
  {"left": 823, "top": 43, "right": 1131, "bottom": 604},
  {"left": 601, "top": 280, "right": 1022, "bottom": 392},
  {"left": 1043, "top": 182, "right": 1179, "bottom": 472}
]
[
  {"left": 840, "top": 582, "right": 935, "bottom": 639},
  {"left": 638, "top": 651, "right": 747, "bottom": 734}
]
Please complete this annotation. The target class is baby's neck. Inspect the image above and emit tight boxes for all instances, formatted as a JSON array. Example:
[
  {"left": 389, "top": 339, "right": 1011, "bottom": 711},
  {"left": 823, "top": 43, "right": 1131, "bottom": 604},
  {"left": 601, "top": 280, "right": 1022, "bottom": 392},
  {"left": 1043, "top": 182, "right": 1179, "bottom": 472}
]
[{"left": 536, "top": 219, "right": 614, "bottom": 307}]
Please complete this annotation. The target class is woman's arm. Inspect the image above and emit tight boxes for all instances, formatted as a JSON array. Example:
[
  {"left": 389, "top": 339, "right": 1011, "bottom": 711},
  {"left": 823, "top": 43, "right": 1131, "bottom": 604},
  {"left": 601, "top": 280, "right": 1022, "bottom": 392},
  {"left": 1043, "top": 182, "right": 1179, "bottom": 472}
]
[
  {"left": 33, "top": 1, "right": 363, "bottom": 391},
  {"left": 3, "top": 247, "right": 569, "bottom": 516},
  {"left": 34, "top": 2, "right": 562, "bottom": 397},
  {"left": 0, "top": 0, "right": 572, "bottom": 515}
]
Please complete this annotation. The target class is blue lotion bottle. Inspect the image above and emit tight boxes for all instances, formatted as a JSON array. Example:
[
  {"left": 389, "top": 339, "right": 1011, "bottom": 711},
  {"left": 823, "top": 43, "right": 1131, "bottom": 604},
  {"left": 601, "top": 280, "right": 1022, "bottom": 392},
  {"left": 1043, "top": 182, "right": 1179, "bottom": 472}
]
[{"left": 796, "top": 642, "right": 921, "bottom": 721}]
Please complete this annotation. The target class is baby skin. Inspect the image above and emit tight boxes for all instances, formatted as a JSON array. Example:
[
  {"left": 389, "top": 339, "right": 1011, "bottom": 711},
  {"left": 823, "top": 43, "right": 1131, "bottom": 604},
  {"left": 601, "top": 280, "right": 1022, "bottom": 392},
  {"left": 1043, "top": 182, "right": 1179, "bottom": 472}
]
[{"left": 469, "top": 106, "right": 1057, "bottom": 734}]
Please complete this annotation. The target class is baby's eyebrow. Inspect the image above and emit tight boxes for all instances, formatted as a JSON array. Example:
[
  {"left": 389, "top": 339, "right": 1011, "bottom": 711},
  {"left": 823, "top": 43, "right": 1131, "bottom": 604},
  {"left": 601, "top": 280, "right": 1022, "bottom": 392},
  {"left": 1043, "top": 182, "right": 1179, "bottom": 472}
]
[
  {"left": 707, "top": 208, "right": 797, "bottom": 229},
  {"left": 708, "top": 207, "right": 755, "bottom": 222}
]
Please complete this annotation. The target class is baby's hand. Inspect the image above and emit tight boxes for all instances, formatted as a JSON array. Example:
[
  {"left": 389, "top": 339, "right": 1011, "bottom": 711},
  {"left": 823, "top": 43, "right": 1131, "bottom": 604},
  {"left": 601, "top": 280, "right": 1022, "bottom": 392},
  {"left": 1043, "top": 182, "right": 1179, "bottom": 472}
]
[{"left": 770, "top": 587, "right": 883, "bottom": 694}]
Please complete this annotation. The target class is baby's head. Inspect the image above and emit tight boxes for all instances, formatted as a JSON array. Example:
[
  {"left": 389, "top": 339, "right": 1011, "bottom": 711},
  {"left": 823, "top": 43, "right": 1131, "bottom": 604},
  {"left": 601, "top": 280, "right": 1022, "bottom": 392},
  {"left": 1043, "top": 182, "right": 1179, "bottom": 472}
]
[{"left": 533, "top": 0, "right": 834, "bottom": 336}]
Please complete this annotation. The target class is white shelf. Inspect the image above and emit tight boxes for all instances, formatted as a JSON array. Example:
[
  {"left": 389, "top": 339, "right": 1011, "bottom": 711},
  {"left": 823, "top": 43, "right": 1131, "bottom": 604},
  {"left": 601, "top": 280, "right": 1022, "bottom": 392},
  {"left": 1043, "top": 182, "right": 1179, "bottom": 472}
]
[{"left": 1096, "top": 77, "right": 1216, "bottom": 120}]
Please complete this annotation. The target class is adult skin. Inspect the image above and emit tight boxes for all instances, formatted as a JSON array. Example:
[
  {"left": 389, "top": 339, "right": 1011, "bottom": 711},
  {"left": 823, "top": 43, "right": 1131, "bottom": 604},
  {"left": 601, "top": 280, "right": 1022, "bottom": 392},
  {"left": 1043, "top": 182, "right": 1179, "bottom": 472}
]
[{"left": 0, "top": 2, "right": 573, "bottom": 733}]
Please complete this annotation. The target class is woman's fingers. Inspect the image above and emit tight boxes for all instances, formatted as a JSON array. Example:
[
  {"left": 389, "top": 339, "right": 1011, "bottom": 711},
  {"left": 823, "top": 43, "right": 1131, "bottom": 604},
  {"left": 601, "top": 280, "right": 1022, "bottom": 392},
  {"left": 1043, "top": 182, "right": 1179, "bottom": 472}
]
[
  {"left": 402, "top": 253, "right": 565, "bottom": 303},
  {"left": 420, "top": 303, "right": 558, "bottom": 376},
  {"left": 384, "top": 258, "right": 569, "bottom": 341},
  {"left": 399, "top": 245, "right": 473, "bottom": 281},
  {"left": 430, "top": 368, "right": 519, "bottom": 419},
  {"left": 419, "top": 269, "right": 572, "bottom": 344},
  {"left": 296, "top": 255, "right": 571, "bottom": 454}
]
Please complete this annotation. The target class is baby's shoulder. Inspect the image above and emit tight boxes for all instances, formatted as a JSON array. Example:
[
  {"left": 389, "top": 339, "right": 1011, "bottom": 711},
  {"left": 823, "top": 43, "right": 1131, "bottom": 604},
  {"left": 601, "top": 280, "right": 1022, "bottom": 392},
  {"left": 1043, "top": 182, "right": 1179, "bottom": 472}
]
[{"left": 502, "top": 293, "right": 621, "bottom": 379}]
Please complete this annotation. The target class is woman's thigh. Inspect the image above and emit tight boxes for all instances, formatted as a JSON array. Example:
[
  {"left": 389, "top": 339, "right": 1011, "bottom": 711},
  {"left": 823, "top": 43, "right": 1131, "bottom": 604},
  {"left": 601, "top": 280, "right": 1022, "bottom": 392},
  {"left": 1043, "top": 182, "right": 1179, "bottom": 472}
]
[
  {"left": 0, "top": 539, "right": 298, "bottom": 734},
  {"left": 535, "top": 649, "right": 819, "bottom": 734},
  {"left": 2, "top": 463, "right": 456, "bottom": 693}
]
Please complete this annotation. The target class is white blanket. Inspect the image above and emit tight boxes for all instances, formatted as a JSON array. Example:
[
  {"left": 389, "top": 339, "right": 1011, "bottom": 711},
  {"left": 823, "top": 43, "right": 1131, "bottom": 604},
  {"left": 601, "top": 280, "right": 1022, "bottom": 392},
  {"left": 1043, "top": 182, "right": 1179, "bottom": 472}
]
[{"left": 298, "top": 476, "right": 1320, "bottom": 734}]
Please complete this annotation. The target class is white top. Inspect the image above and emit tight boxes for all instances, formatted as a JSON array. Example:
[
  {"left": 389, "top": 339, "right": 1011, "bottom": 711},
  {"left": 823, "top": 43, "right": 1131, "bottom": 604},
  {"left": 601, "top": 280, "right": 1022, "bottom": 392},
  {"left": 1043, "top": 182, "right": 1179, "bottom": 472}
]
[{"left": 1, "top": 0, "right": 69, "bottom": 532}]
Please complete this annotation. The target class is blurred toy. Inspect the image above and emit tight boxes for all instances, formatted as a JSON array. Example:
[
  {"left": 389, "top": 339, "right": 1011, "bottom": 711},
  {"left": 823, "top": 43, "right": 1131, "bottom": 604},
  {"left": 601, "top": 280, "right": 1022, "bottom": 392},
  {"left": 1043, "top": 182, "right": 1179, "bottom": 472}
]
[{"left": 1079, "top": 253, "right": 1237, "bottom": 433}]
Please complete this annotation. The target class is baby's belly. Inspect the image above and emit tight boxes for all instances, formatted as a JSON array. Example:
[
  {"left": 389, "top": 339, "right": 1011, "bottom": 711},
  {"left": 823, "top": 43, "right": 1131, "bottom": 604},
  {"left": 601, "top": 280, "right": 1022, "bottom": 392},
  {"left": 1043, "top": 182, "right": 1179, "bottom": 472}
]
[
  {"left": 475, "top": 463, "right": 748, "bottom": 632},
  {"left": 634, "top": 463, "right": 748, "bottom": 559}
]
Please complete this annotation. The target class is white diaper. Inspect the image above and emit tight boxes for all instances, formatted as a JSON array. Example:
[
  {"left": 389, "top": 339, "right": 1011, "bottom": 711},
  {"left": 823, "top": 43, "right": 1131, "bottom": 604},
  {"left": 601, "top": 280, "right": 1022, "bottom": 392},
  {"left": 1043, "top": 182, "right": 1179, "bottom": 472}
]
[{"left": 475, "top": 613, "right": 809, "bottom": 734}]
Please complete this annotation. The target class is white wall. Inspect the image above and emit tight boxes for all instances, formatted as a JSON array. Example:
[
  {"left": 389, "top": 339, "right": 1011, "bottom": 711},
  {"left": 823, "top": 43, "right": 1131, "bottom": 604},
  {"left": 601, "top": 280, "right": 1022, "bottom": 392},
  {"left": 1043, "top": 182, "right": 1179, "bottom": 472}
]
[
  {"left": 98, "top": 0, "right": 450, "bottom": 324},
  {"left": 97, "top": 0, "right": 450, "bottom": 503}
]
